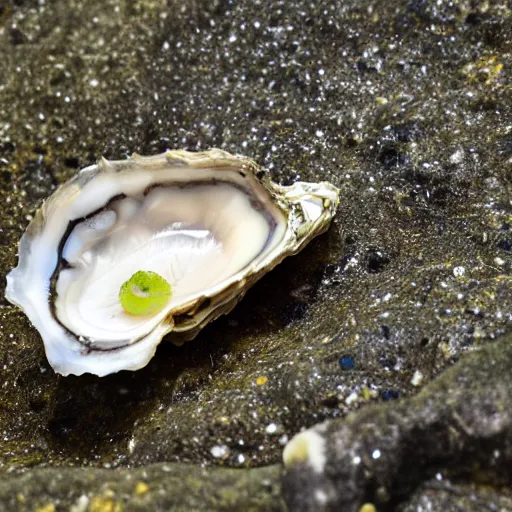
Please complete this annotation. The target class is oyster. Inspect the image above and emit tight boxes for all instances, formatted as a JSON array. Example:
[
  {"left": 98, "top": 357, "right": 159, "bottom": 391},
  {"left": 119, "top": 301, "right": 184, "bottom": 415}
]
[{"left": 6, "top": 149, "right": 339, "bottom": 376}]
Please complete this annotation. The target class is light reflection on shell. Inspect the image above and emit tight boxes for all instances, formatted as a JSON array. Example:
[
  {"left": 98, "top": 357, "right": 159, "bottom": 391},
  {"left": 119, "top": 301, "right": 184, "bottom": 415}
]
[{"left": 6, "top": 149, "right": 340, "bottom": 376}]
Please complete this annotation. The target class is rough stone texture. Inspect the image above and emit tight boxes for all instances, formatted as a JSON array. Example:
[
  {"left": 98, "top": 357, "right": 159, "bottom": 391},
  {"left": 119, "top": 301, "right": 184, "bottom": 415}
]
[
  {"left": 398, "top": 479, "right": 512, "bottom": 512},
  {"left": 0, "top": 463, "right": 284, "bottom": 511},
  {"left": 282, "top": 333, "right": 512, "bottom": 511},
  {"left": 0, "top": 0, "right": 511, "bottom": 509}
]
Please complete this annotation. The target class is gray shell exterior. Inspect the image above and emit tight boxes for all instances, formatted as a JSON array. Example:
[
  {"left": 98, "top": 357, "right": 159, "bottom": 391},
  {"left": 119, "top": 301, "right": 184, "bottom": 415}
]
[{"left": 6, "top": 149, "right": 340, "bottom": 376}]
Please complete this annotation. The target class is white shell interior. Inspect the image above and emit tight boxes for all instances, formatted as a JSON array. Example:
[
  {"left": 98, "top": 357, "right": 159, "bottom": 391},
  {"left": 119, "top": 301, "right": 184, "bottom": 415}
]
[
  {"left": 56, "top": 182, "right": 278, "bottom": 346},
  {"left": 5, "top": 151, "right": 339, "bottom": 376}
]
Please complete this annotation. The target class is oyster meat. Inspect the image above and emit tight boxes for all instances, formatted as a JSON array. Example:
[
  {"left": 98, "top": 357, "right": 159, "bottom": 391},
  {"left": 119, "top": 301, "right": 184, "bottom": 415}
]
[{"left": 6, "top": 149, "right": 339, "bottom": 376}]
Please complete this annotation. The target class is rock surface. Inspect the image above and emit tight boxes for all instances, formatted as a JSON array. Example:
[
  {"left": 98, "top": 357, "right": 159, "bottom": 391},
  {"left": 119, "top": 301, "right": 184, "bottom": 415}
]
[
  {"left": 0, "top": 463, "right": 284, "bottom": 511},
  {"left": 283, "top": 333, "right": 512, "bottom": 511},
  {"left": 0, "top": 0, "right": 511, "bottom": 510}
]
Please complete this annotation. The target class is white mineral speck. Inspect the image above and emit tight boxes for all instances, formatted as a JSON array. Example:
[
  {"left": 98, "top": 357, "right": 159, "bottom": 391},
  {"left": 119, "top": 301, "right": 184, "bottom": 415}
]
[
  {"left": 372, "top": 449, "right": 381, "bottom": 459},
  {"left": 315, "top": 490, "right": 328, "bottom": 504},
  {"left": 265, "top": 423, "right": 278, "bottom": 434},
  {"left": 449, "top": 149, "right": 464, "bottom": 164},
  {"left": 453, "top": 266, "right": 465, "bottom": 277},
  {"left": 411, "top": 370, "right": 423, "bottom": 387},
  {"left": 484, "top": 177, "right": 500, "bottom": 189},
  {"left": 127, "top": 437, "right": 136, "bottom": 453},
  {"left": 70, "top": 495, "right": 89, "bottom": 512},
  {"left": 210, "top": 445, "right": 229, "bottom": 458},
  {"left": 345, "top": 392, "right": 358, "bottom": 405}
]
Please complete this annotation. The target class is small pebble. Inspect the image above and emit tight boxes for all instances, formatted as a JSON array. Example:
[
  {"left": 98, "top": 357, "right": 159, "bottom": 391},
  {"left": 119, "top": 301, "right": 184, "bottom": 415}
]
[
  {"left": 381, "top": 390, "right": 399, "bottom": 400},
  {"left": 411, "top": 370, "right": 423, "bottom": 387},
  {"left": 210, "top": 445, "right": 229, "bottom": 458},
  {"left": 453, "top": 266, "right": 465, "bottom": 277},
  {"left": 135, "top": 481, "right": 150, "bottom": 496},
  {"left": 339, "top": 355, "right": 355, "bottom": 370}
]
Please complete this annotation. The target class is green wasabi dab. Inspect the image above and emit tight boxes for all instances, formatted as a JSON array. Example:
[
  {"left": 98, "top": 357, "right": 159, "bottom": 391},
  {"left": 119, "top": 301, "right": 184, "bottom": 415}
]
[{"left": 119, "top": 270, "right": 172, "bottom": 316}]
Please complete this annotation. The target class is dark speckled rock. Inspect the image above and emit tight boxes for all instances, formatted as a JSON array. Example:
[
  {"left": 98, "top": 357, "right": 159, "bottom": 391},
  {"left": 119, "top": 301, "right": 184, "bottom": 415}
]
[
  {"left": 0, "top": 462, "right": 284, "bottom": 511},
  {"left": 0, "top": 0, "right": 511, "bottom": 509},
  {"left": 399, "top": 479, "right": 512, "bottom": 512},
  {"left": 282, "top": 333, "right": 512, "bottom": 511}
]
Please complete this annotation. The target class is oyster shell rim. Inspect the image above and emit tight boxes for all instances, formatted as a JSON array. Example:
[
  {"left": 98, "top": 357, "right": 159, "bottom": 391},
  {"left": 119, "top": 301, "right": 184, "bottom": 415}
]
[{"left": 6, "top": 148, "right": 340, "bottom": 376}]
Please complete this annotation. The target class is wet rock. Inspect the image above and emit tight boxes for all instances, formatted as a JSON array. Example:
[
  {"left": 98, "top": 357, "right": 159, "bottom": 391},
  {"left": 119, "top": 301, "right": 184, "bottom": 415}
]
[
  {"left": 0, "top": 463, "right": 284, "bottom": 511},
  {"left": 282, "top": 334, "right": 512, "bottom": 511},
  {"left": 0, "top": 0, "right": 511, "bottom": 508},
  {"left": 398, "top": 478, "right": 512, "bottom": 512}
]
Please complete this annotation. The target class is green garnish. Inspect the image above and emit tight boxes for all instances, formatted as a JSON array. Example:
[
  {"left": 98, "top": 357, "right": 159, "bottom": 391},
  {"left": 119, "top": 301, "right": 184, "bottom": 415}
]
[{"left": 119, "top": 270, "right": 172, "bottom": 316}]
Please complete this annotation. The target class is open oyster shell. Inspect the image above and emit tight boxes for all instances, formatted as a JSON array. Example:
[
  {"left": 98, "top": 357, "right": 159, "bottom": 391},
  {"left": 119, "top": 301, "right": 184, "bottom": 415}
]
[{"left": 6, "top": 149, "right": 339, "bottom": 376}]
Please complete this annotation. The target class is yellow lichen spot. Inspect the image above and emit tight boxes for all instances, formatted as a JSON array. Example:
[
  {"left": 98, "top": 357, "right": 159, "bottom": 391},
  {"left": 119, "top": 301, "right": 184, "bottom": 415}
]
[
  {"left": 375, "top": 97, "right": 388, "bottom": 105},
  {"left": 283, "top": 434, "right": 311, "bottom": 466},
  {"left": 462, "top": 56, "right": 504, "bottom": 85},
  {"left": 256, "top": 376, "right": 268, "bottom": 386},
  {"left": 438, "top": 341, "right": 453, "bottom": 360},
  {"left": 36, "top": 505, "right": 56, "bottom": 512},
  {"left": 361, "top": 386, "right": 373, "bottom": 401},
  {"left": 135, "top": 481, "right": 150, "bottom": 496},
  {"left": 16, "top": 493, "right": 25, "bottom": 503},
  {"left": 359, "top": 504, "right": 377, "bottom": 512},
  {"left": 493, "top": 63, "right": 504, "bottom": 74},
  {"left": 283, "top": 430, "right": 326, "bottom": 472},
  {"left": 215, "top": 416, "right": 231, "bottom": 425},
  {"left": 89, "top": 496, "right": 122, "bottom": 512}
]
